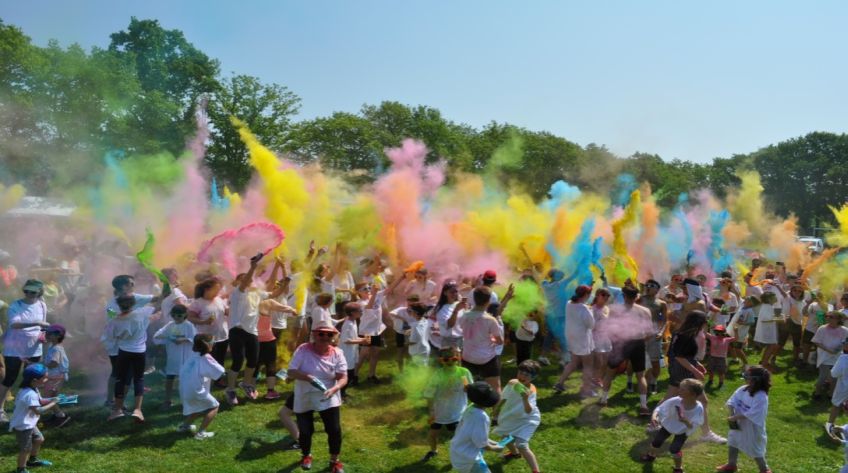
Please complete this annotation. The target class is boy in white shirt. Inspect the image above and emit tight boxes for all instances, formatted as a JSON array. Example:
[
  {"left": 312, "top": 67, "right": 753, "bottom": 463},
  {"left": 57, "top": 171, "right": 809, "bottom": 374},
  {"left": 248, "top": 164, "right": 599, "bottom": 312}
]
[
  {"left": 642, "top": 379, "right": 705, "bottom": 473},
  {"left": 406, "top": 303, "right": 431, "bottom": 364},
  {"left": 449, "top": 381, "right": 503, "bottom": 472},
  {"left": 11, "top": 364, "right": 59, "bottom": 473}
]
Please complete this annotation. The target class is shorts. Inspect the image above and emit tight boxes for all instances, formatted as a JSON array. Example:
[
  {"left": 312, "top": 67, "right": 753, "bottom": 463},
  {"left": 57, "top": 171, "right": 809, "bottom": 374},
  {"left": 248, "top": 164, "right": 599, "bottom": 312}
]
[
  {"left": 429, "top": 421, "right": 458, "bottom": 431},
  {"left": 368, "top": 334, "right": 385, "bottom": 348},
  {"left": 608, "top": 339, "right": 646, "bottom": 372},
  {"left": 731, "top": 341, "right": 745, "bottom": 350},
  {"left": 16, "top": 426, "right": 43, "bottom": 452},
  {"left": 668, "top": 358, "right": 696, "bottom": 387},
  {"left": 788, "top": 322, "right": 803, "bottom": 347},
  {"left": 462, "top": 356, "right": 501, "bottom": 379},
  {"left": 818, "top": 364, "right": 834, "bottom": 388},
  {"left": 285, "top": 393, "right": 295, "bottom": 410},
  {"left": 646, "top": 338, "right": 663, "bottom": 361},
  {"left": 803, "top": 330, "right": 815, "bottom": 344},
  {"left": 2, "top": 356, "right": 41, "bottom": 388},
  {"left": 395, "top": 333, "right": 406, "bottom": 348},
  {"left": 708, "top": 356, "right": 727, "bottom": 375}
]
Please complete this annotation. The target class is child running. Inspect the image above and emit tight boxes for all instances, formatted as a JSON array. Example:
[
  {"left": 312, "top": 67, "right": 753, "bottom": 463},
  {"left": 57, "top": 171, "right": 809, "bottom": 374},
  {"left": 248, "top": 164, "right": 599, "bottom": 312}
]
[
  {"left": 42, "top": 324, "right": 70, "bottom": 427},
  {"left": 705, "top": 325, "right": 735, "bottom": 389},
  {"left": 493, "top": 360, "right": 542, "bottom": 473},
  {"left": 153, "top": 304, "right": 197, "bottom": 408},
  {"left": 449, "top": 381, "right": 503, "bottom": 473},
  {"left": 10, "top": 364, "right": 59, "bottom": 473},
  {"left": 422, "top": 347, "right": 474, "bottom": 462},
  {"left": 641, "top": 378, "right": 705, "bottom": 473},
  {"left": 716, "top": 365, "right": 772, "bottom": 473},
  {"left": 826, "top": 335, "right": 848, "bottom": 437},
  {"left": 178, "top": 334, "right": 226, "bottom": 439}
]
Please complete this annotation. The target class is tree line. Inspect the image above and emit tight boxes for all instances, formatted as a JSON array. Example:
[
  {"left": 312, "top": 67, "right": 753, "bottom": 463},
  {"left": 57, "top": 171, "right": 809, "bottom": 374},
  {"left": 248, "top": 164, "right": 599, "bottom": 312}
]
[{"left": 1, "top": 17, "right": 846, "bottom": 232}]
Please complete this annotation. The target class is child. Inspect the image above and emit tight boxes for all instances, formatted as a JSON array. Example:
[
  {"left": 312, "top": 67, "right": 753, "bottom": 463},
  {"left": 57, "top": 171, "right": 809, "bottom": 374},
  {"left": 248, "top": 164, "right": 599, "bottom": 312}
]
[
  {"left": 108, "top": 294, "right": 159, "bottom": 422},
  {"left": 406, "top": 302, "right": 431, "bottom": 365},
  {"left": 178, "top": 334, "right": 226, "bottom": 439},
  {"left": 811, "top": 312, "right": 848, "bottom": 401},
  {"left": 10, "top": 364, "right": 58, "bottom": 473},
  {"left": 728, "top": 296, "right": 758, "bottom": 368},
  {"left": 705, "top": 325, "right": 735, "bottom": 389},
  {"left": 826, "top": 336, "right": 848, "bottom": 437},
  {"left": 449, "top": 381, "right": 503, "bottom": 473},
  {"left": 493, "top": 360, "right": 542, "bottom": 473},
  {"left": 153, "top": 304, "right": 197, "bottom": 407},
  {"left": 716, "top": 365, "right": 772, "bottom": 473},
  {"left": 421, "top": 347, "right": 474, "bottom": 462},
  {"left": 339, "top": 302, "right": 370, "bottom": 399},
  {"left": 641, "top": 378, "right": 705, "bottom": 473},
  {"left": 257, "top": 298, "right": 297, "bottom": 400},
  {"left": 42, "top": 324, "right": 70, "bottom": 427},
  {"left": 389, "top": 294, "right": 420, "bottom": 373},
  {"left": 515, "top": 310, "right": 540, "bottom": 366}
]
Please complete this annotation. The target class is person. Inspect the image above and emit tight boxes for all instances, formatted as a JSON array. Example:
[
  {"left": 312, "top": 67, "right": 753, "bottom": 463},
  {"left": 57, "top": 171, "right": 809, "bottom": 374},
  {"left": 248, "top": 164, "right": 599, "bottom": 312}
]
[
  {"left": 42, "top": 324, "right": 70, "bottom": 427},
  {"left": 712, "top": 278, "right": 740, "bottom": 327},
  {"left": 406, "top": 302, "right": 431, "bottom": 365},
  {"left": 153, "top": 304, "right": 197, "bottom": 407},
  {"left": 705, "top": 325, "right": 735, "bottom": 389},
  {"left": 754, "top": 292, "right": 780, "bottom": 371},
  {"left": 555, "top": 285, "right": 596, "bottom": 396},
  {"left": 403, "top": 267, "right": 438, "bottom": 304},
  {"left": 449, "top": 380, "right": 503, "bottom": 473},
  {"left": 188, "top": 277, "right": 229, "bottom": 368},
  {"left": 716, "top": 365, "right": 772, "bottom": 473},
  {"left": 539, "top": 269, "right": 569, "bottom": 366},
  {"left": 811, "top": 312, "right": 848, "bottom": 401},
  {"left": 599, "top": 286, "right": 653, "bottom": 415},
  {"left": 590, "top": 288, "right": 612, "bottom": 387},
  {"left": 493, "top": 360, "right": 542, "bottom": 473},
  {"left": 782, "top": 284, "right": 808, "bottom": 367},
  {"left": 452, "top": 285, "right": 505, "bottom": 393},
  {"left": 389, "top": 294, "right": 421, "bottom": 373},
  {"left": 256, "top": 297, "right": 297, "bottom": 400},
  {"left": 803, "top": 291, "right": 830, "bottom": 367},
  {"left": 178, "top": 334, "right": 226, "bottom": 439},
  {"left": 287, "top": 320, "right": 348, "bottom": 473},
  {"left": 104, "top": 274, "right": 155, "bottom": 319},
  {"left": 641, "top": 378, "right": 705, "bottom": 473},
  {"left": 10, "top": 364, "right": 58, "bottom": 473},
  {"left": 728, "top": 296, "right": 759, "bottom": 368},
  {"left": 421, "top": 347, "right": 474, "bottom": 462},
  {"left": 642, "top": 280, "right": 669, "bottom": 395},
  {"left": 826, "top": 333, "right": 848, "bottom": 436},
  {"left": 356, "top": 285, "right": 388, "bottom": 384},
  {"left": 301, "top": 292, "right": 335, "bottom": 343},
  {"left": 338, "top": 302, "right": 369, "bottom": 399},
  {"left": 434, "top": 281, "right": 464, "bottom": 350},
  {"left": 107, "top": 294, "right": 160, "bottom": 422},
  {"left": 0, "top": 279, "right": 49, "bottom": 423},
  {"left": 514, "top": 309, "right": 540, "bottom": 366},
  {"left": 153, "top": 268, "right": 188, "bottom": 373}
]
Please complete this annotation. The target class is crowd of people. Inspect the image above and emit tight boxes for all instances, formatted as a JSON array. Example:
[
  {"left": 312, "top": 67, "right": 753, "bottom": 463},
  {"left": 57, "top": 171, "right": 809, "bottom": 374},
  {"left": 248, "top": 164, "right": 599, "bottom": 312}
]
[{"left": 2, "top": 239, "right": 848, "bottom": 473}]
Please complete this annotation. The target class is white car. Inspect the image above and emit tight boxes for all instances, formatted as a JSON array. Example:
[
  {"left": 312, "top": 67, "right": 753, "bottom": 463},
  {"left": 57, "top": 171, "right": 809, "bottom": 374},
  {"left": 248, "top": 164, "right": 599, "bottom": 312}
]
[{"left": 797, "top": 236, "right": 824, "bottom": 254}]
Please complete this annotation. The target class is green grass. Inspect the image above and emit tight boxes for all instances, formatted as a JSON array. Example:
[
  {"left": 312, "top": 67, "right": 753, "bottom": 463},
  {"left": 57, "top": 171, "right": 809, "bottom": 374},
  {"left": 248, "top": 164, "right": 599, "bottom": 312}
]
[{"left": 0, "top": 350, "right": 843, "bottom": 473}]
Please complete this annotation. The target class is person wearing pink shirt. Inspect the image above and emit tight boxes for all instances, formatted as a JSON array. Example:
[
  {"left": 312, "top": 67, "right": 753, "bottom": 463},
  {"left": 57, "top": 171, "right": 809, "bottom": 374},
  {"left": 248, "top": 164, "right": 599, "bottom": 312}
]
[{"left": 705, "top": 325, "right": 735, "bottom": 389}]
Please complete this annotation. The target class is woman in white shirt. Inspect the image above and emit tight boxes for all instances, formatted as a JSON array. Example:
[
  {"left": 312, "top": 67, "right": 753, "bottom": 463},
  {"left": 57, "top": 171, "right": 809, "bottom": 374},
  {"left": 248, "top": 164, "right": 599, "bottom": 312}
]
[{"left": 555, "top": 285, "right": 595, "bottom": 397}]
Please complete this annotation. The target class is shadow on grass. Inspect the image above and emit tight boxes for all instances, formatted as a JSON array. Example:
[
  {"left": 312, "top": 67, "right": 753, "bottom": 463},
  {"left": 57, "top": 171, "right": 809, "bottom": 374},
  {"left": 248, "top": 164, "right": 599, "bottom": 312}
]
[
  {"left": 235, "top": 436, "right": 284, "bottom": 461},
  {"left": 388, "top": 425, "right": 429, "bottom": 449}
]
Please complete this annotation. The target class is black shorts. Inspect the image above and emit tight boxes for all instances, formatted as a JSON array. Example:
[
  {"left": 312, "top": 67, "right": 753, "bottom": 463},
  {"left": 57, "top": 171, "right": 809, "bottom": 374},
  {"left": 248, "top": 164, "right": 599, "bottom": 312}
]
[
  {"left": 608, "top": 339, "right": 646, "bottom": 373},
  {"left": 395, "top": 333, "right": 406, "bottom": 348},
  {"left": 462, "top": 356, "right": 501, "bottom": 379},
  {"left": 2, "top": 356, "right": 41, "bottom": 388},
  {"left": 430, "top": 422, "right": 458, "bottom": 431},
  {"left": 368, "top": 334, "right": 384, "bottom": 347},
  {"left": 285, "top": 393, "right": 294, "bottom": 410},
  {"left": 803, "top": 330, "right": 815, "bottom": 344}
]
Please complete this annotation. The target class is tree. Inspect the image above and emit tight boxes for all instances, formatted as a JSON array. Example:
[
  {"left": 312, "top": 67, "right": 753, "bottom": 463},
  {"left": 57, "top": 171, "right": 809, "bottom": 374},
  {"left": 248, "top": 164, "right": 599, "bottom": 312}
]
[{"left": 206, "top": 74, "right": 301, "bottom": 189}]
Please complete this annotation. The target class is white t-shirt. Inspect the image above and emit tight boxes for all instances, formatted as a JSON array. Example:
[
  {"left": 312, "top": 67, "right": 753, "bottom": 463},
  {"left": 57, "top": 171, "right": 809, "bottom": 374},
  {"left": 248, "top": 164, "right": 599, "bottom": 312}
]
[
  {"left": 3, "top": 299, "right": 48, "bottom": 358},
  {"left": 493, "top": 381, "right": 541, "bottom": 440},
  {"left": 783, "top": 297, "right": 807, "bottom": 325},
  {"left": 339, "top": 319, "right": 360, "bottom": 367},
  {"left": 161, "top": 288, "right": 188, "bottom": 320},
  {"left": 408, "top": 317, "right": 431, "bottom": 358},
  {"left": 308, "top": 306, "right": 333, "bottom": 329},
  {"left": 10, "top": 387, "right": 41, "bottom": 431},
  {"left": 655, "top": 396, "right": 705, "bottom": 436},
  {"left": 450, "top": 406, "right": 491, "bottom": 473},
  {"left": 806, "top": 302, "right": 832, "bottom": 333},
  {"left": 437, "top": 302, "right": 464, "bottom": 340},
  {"left": 359, "top": 304, "right": 386, "bottom": 337},
  {"left": 565, "top": 301, "right": 595, "bottom": 356},
  {"left": 112, "top": 306, "right": 156, "bottom": 353},
  {"left": 45, "top": 344, "right": 69, "bottom": 380},
  {"left": 154, "top": 320, "right": 198, "bottom": 375},
  {"left": 188, "top": 297, "right": 229, "bottom": 343},
  {"left": 458, "top": 309, "right": 502, "bottom": 365},
  {"left": 105, "top": 293, "right": 154, "bottom": 318},
  {"left": 271, "top": 293, "right": 292, "bottom": 330},
  {"left": 516, "top": 318, "right": 539, "bottom": 342},
  {"left": 404, "top": 279, "right": 438, "bottom": 303},
  {"left": 288, "top": 343, "right": 348, "bottom": 413},
  {"left": 812, "top": 325, "right": 848, "bottom": 367},
  {"left": 228, "top": 288, "right": 267, "bottom": 336},
  {"left": 390, "top": 307, "right": 415, "bottom": 333},
  {"left": 179, "top": 353, "right": 225, "bottom": 416}
]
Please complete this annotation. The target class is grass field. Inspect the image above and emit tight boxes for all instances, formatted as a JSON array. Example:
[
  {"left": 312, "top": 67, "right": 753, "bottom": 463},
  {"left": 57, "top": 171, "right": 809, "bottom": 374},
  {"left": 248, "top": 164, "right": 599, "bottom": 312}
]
[{"left": 0, "top": 349, "right": 844, "bottom": 473}]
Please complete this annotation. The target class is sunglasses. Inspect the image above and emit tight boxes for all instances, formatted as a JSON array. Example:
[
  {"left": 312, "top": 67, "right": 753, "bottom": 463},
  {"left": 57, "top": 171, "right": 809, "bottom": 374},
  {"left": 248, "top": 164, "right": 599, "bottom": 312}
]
[
  {"left": 314, "top": 332, "right": 335, "bottom": 338},
  {"left": 23, "top": 290, "right": 38, "bottom": 295}
]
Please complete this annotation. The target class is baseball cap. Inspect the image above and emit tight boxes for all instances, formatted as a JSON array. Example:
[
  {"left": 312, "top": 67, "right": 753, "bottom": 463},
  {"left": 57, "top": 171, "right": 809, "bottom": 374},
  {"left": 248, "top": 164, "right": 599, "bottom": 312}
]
[
  {"left": 23, "top": 279, "right": 43, "bottom": 292},
  {"left": 483, "top": 270, "right": 497, "bottom": 281}
]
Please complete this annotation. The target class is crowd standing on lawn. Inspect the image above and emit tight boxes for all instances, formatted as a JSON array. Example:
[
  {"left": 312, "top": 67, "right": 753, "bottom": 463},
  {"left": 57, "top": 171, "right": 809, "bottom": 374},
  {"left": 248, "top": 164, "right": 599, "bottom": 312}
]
[{"left": 4, "top": 236, "right": 848, "bottom": 473}]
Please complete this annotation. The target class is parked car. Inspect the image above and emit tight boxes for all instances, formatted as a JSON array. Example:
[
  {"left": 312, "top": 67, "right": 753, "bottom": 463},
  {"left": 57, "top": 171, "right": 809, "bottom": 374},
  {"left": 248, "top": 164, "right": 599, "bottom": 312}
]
[{"left": 797, "top": 236, "right": 825, "bottom": 254}]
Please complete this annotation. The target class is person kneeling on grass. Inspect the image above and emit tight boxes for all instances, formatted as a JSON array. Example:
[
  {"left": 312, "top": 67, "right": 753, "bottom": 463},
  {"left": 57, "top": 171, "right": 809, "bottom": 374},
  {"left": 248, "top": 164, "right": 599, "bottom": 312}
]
[
  {"left": 642, "top": 378, "right": 705, "bottom": 473},
  {"left": 11, "top": 364, "right": 59, "bottom": 473},
  {"left": 178, "top": 334, "right": 226, "bottom": 439},
  {"left": 493, "top": 360, "right": 542, "bottom": 473},
  {"left": 450, "top": 381, "right": 503, "bottom": 473}
]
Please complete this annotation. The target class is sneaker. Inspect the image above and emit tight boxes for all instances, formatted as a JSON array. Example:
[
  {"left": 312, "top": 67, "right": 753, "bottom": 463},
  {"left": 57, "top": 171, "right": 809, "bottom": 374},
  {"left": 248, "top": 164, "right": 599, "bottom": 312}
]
[
  {"left": 367, "top": 376, "right": 381, "bottom": 385},
  {"left": 195, "top": 431, "right": 215, "bottom": 439},
  {"left": 26, "top": 457, "right": 53, "bottom": 467},
  {"left": 537, "top": 356, "right": 551, "bottom": 366},
  {"left": 300, "top": 455, "right": 313, "bottom": 470},
  {"left": 422, "top": 450, "right": 437, "bottom": 462},
  {"left": 626, "top": 381, "right": 634, "bottom": 393},
  {"left": 15, "top": 468, "right": 30, "bottom": 473},
  {"left": 552, "top": 383, "right": 566, "bottom": 393},
  {"left": 0, "top": 411, "right": 9, "bottom": 423},
  {"left": 701, "top": 431, "right": 727, "bottom": 444},
  {"left": 177, "top": 423, "right": 198, "bottom": 433},
  {"left": 264, "top": 390, "right": 281, "bottom": 400},
  {"left": 329, "top": 460, "right": 344, "bottom": 473},
  {"left": 638, "top": 406, "right": 652, "bottom": 417},
  {"left": 239, "top": 382, "right": 259, "bottom": 400},
  {"left": 225, "top": 390, "right": 239, "bottom": 406},
  {"left": 715, "top": 464, "right": 738, "bottom": 472},
  {"left": 280, "top": 436, "right": 300, "bottom": 450}
]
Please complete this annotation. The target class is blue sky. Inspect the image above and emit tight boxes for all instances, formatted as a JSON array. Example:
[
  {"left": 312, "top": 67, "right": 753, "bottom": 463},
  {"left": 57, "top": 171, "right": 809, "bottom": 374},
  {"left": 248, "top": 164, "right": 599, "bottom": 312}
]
[{"left": 2, "top": 1, "right": 846, "bottom": 163}]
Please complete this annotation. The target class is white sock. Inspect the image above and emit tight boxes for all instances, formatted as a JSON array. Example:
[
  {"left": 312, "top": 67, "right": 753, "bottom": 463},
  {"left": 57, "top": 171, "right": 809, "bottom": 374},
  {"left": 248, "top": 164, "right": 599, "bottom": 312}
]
[
  {"left": 639, "top": 394, "right": 647, "bottom": 407},
  {"left": 600, "top": 391, "right": 609, "bottom": 402}
]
